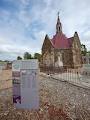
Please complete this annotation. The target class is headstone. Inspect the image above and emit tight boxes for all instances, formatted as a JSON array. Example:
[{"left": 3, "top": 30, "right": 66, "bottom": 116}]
[
  {"left": 12, "top": 60, "right": 39, "bottom": 109},
  {"left": 82, "top": 64, "right": 90, "bottom": 76},
  {"left": 58, "top": 56, "right": 63, "bottom": 67}
]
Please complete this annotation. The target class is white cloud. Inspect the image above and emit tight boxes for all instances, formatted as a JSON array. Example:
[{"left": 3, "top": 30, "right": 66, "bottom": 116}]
[{"left": 0, "top": 0, "right": 90, "bottom": 60}]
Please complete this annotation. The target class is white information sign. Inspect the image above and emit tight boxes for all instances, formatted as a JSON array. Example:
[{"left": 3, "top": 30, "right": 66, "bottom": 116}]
[{"left": 12, "top": 60, "right": 39, "bottom": 109}]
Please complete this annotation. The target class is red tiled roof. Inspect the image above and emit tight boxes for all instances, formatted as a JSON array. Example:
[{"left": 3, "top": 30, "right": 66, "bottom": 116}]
[
  {"left": 68, "top": 37, "right": 74, "bottom": 47},
  {"left": 51, "top": 33, "right": 70, "bottom": 49}
]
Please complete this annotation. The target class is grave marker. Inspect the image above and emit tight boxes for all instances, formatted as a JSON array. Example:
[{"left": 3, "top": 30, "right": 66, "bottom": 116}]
[{"left": 12, "top": 60, "right": 39, "bottom": 109}]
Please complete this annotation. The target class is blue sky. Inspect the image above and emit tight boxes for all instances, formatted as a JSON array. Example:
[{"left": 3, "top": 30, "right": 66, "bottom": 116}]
[{"left": 0, "top": 0, "right": 90, "bottom": 60}]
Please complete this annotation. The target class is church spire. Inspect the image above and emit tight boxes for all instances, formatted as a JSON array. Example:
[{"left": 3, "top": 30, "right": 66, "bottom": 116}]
[{"left": 56, "top": 12, "right": 62, "bottom": 34}]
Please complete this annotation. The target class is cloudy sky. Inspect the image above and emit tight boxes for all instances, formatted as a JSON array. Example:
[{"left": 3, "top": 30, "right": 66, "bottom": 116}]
[{"left": 0, "top": 0, "right": 90, "bottom": 60}]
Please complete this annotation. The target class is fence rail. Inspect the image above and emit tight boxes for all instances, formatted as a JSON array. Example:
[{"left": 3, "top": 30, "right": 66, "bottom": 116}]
[{"left": 40, "top": 66, "right": 90, "bottom": 89}]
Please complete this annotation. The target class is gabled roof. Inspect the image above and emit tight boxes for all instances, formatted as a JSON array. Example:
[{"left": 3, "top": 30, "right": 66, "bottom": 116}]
[
  {"left": 42, "top": 34, "right": 55, "bottom": 50},
  {"left": 68, "top": 37, "right": 74, "bottom": 47},
  {"left": 51, "top": 33, "right": 70, "bottom": 49},
  {"left": 42, "top": 14, "right": 76, "bottom": 49}
]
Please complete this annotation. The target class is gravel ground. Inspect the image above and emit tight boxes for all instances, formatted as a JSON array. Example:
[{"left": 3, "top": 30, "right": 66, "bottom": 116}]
[
  {"left": 0, "top": 73, "right": 90, "bottom": 120},
  {"left": 40, "top": 75, "right": 90, "bottom": 120}
]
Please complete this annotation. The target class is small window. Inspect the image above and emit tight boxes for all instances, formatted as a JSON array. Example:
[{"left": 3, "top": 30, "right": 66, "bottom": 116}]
[{"left": 59, "top": 26, "right": 60, "bottom": 31}]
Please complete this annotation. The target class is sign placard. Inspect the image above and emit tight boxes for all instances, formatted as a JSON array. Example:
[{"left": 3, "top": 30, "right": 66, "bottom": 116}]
[{"left": 12, "top": 60, "right": 39, "bottom": 109}]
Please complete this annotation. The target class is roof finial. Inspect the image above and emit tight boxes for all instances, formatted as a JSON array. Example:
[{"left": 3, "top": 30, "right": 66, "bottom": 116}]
[
  {"left": 58, "top": 12, "right": 59, "bottom": 17},
  {"left": 56, "top": 11, "right": 62, "bottom": 33}
]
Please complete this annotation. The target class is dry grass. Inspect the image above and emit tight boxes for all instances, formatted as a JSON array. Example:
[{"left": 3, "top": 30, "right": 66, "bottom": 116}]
[
  {"left": 0, "top": 70, "right": 90, "bottom": 120},
  {"left": 0, "top": 70, "right": 12, "bottom": 90}
]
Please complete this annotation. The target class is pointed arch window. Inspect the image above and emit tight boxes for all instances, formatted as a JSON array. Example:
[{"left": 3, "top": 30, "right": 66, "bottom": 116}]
[{"left": 59, "top": 26, "right": 60, "bottom": 31}]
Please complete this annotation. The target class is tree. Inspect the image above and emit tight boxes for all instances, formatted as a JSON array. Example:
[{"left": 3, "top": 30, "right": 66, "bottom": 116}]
[
  {"left": 17, "top": 56, "right": 22, "bottom": 60},
  {"left": 34, "top": 53, "right": 41, "bottom": 62},
  {"left": 81, "top": 44, "right": 87, "bottom": 56},
  {"left": 24, "top": 52, "right": 32, "bottom": 59}
]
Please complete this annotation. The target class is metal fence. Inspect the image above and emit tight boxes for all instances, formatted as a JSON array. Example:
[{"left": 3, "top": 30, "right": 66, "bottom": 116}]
[{"left": 40, "top": 66, "right": 90, "bottom": 89}]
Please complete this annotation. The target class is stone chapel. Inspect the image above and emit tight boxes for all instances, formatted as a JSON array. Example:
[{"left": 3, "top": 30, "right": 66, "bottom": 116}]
[{"left": 41, "top": 14, "right": 82, "bottom": 70}]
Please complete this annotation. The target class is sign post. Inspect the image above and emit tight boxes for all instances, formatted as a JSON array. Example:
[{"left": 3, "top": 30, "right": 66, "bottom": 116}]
[{"left": 12, "top": 60, "right": 39, "bottom": 109}]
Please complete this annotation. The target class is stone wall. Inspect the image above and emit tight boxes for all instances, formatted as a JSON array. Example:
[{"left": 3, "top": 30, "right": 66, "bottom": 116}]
[
  {"left": 71, "top": 34, "right": 82, "bottom": 68},
  {"left": 54, "top": 49, "right": 73, "bottom": 68}
]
